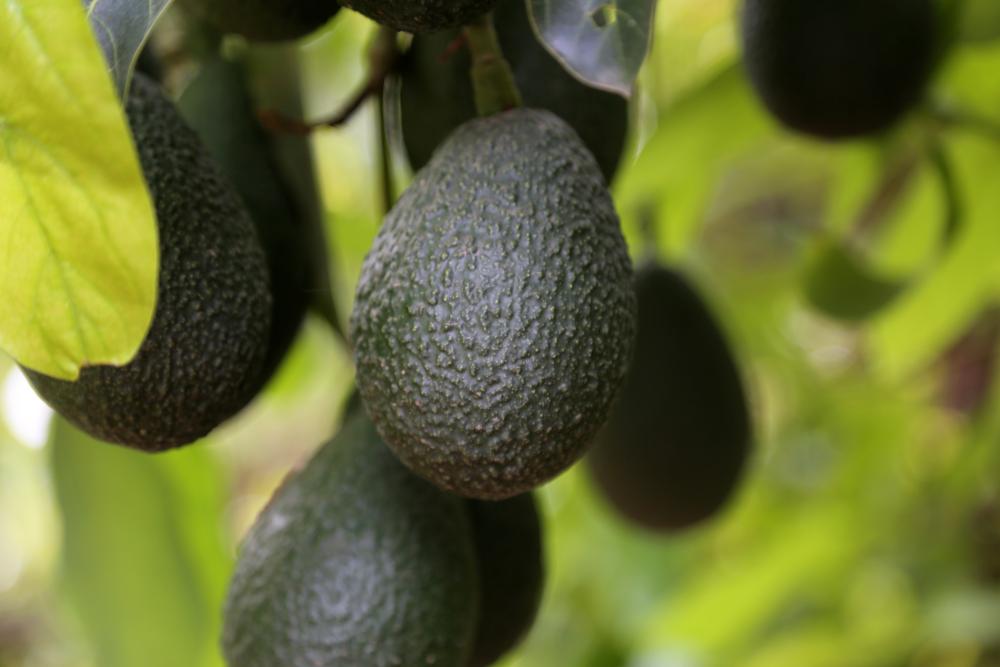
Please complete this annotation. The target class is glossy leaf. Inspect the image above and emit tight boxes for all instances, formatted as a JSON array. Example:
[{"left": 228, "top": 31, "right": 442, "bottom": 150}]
[
  {"left": 0, "top": 0, "right": 158, "bottom": 380},
  {"left": 527, "top": 0, "right": 655, "bottom": 96},
  {"left": 86, "top": 0, "right": 173, "bottom": 97},
  {"left": 50, "top": 418, "right": 230, "bottom": 667}
]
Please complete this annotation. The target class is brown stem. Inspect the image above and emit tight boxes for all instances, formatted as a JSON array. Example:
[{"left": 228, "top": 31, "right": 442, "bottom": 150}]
[{"left": 258, "top": 27, "right": 399, "bottom": 135}]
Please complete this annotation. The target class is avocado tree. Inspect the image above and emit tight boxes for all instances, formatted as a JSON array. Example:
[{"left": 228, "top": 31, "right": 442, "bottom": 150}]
[{"left": 1, "top": 0, "right": 1000, "bottom": 666}]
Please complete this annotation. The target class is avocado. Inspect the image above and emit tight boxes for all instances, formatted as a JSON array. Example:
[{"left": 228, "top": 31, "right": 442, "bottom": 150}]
[
  {"left": 178, "top": 0, "right": 339, "bottom": 41},
  {"left": 586, "top": 263, "right": 750, "bottom": 532},
  {"left": 467, "top": 493, "right": 544, "bottom": 667},
  {"left": 739, "top": 0, "right": 936, "bottom": 138},
  {"left": 399, "top": 0, "right": 628, "bottom": 182},
  {"left": 351, "top": 108, "right": 635, "bottom": 500},
  {"left": 24, "top": 74, "right": 272, "bottom": 452},
  {"left": 222, "top": 414, "right": 480, "bottom": 667},
  {"left": 339, "top": 0, "right": 498, "bottom": 33},
  {"left": 178, "top": 57, "right": 318, "bottom": 385}
]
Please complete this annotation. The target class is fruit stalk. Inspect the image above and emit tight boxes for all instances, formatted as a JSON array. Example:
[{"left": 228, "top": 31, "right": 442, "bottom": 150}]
[{"left": 463, "top": 13, "right": 522, "bottom": 117}]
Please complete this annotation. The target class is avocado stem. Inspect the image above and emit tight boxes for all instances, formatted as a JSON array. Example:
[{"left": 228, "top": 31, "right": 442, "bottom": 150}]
[{"left": 463, "top": 13, "right": 523, "bottom": 117}]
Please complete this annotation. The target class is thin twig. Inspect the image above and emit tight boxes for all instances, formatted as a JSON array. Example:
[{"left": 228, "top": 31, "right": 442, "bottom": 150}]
[
  {"left": 928, "top": 101, "right": 1000, "bottom": 143},
  {"left": 376, "top": 84, "right": 394, "bottom": 216},
  {"left": 258, "top": 27, "right": 399, "bottom": 135}
]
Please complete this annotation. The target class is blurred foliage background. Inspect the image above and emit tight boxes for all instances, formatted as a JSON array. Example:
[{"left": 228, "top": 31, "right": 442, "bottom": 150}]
[{"left": 3, "top": 0, "right": 1000, "bottom": 665}]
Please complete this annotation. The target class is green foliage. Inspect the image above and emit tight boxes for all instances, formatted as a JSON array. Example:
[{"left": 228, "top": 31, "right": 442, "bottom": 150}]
[
  {"left": 24, "top": 74, "right": 272, "bottom": 452},
  {"left": 803, "top": 241, "right": 904, "bottom": 322},
  {"left": 50, "top": 417, "right": 230, "bottom": 667},
  {"left": 7, "top": 3, "right": 1000, "bottom": 667},
  {"left": 0, "top": 0, "right": 157, "bottom": 381},
  {"left": 351, "top": 108, "right": 635, "bottom": 500},
  {"left": 222, "top": 414, "right": 479, "bottom": 667}
]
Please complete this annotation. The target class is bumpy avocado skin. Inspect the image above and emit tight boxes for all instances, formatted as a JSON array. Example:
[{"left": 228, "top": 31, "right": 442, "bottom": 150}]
[
  {"left": 586, "top": 264, "right": 751, "bottom": 532},
  {"left": 179, "top": 0, "right": 339, "bottom": 41},
  {"left": 400, "top": 0, "right": 628, "bottom": 182},
  {"left": 467, "top": 494, "right": 544, "bottom": 667},
  {"left": 740, "top": 0, "right": 936, "bottom": 138},
  {"left": 339, "top": 0, "right": 497, "bottom": 33},
  {"left": 351, "top": 108, "right": 635, "bottom": 500},
  {"left": 25, "top": 74, "right": 272, "bottom": 452},
  {"left": 222, "top": 415, "right": 480, "bottom": 667},
  {"left": 178, "top": 58, "right": 314, "bottom": 386}
]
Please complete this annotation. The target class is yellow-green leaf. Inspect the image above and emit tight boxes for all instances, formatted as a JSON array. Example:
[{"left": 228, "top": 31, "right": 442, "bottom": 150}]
[{"left": 0, "top": 0, "right": 158, "bottom": 380}]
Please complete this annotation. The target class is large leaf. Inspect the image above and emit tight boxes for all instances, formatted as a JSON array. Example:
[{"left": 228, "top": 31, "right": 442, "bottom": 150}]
[
  {"left": 85, "top": 0, "right": 173, "bottom": 97},
  {"left": 527, "top": 0, "right": 655, "bottom": 96},
  {"left": 50, "top": 418, "right": 230, "bottom": 667},
  {"left": 0, "top": 0, "right": 158, "bottom": 380}
]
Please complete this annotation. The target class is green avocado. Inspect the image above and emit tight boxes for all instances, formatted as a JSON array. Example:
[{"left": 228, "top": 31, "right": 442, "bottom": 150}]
[
  {"left": 586, "top": 263, "right": 751, "bottom": 532},
  {"left": 339, "top": 0, "right": 498, "bottom": 33},
  {"left": 739, "top": 0, "right": 936, "bottom": 138},
  {"left": 178, "top": 0, "right": 339, "bottom": 41},
  {"left": 222, "top": 414, "right": 480, "bottom": 667},
  {"left": 399, "top": 0, "right": 628, "bottom": 183},
  {"left": 351, "top": 108, "right": 635, "bottom": 500},
  {"left": 467, "top": 493, "right": 545, "bottom": 667},
  {"left": 24, "top": 74, "right": 272, "bottom": 452},
  {"left": 178, "top": 57, "right": 321, "bottom": 386}
]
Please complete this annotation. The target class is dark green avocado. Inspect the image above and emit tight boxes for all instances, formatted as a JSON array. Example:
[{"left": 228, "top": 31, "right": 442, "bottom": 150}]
[
  {"left": 586, "top": 263, "right": 751, "bottom": 532},
  {"left": 178, "top": 0, "right": 339, "bottom": 41},
  {"left": 739, "top": 0, "right": 936, "bottom": 138},
  {"left": 399, "top": 0, "right": 628, "bottom": 182},
  {"left": 222, "top": 414, "right": 480, "bottom": 667},
  {"left": 467, "top": 493, "right": 545, "bottom": 667},
  {"left": 178, "top": 57, "right": 318, "bottom": 386},
  {"left": 24, "top": 74, "right": 272, "bottom": 452},
  {"left": 339, "top": 0, "right": 498, "bottom": 33},
  {"left": 350, "top": 108, "right": 635, "bottom": 500}
]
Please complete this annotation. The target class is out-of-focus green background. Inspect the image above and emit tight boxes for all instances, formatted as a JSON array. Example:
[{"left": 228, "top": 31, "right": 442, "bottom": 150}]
[{"left": 3, "top": 0, "right": 1000, "bottom": 665}]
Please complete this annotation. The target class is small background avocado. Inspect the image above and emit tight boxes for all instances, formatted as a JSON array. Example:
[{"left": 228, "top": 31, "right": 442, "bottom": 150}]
[
  {"left": 739, "top": 0, "right": 937, "bottom": 138},
  {"left": 24, "top": 73, "right": 272, "bottom": 452},
  {"left": 587, "top": 263, "right": 751, "bottom": 532},
  {"left": 398, "top": 0, "right": 628, "bottom": 183},
  {"left": 351, "top": 108, "right": 635, "bottom": 500},
  {"left": 222, "top": 414, "right": 480, "bottom": 667},
  {"left": 178, "top": 56, "right": 318, "bottom": 387},
  {"left": 467, "top": 493, "right": 545, "bottom": 667}
]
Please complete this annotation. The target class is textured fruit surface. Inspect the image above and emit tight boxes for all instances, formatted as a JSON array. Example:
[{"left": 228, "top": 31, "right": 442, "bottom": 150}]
[
  {"left": 400, "top": 0, "right": 628, "bottom": 182},
  {"left": 468, "top": 494, "right": 545, "bottom": 667},
  {"left": 740, "top": 0, "right": 936, "bottom": 138},
  {"left": 587, "top": 263, "right": 750, "bottom": 532},
  {"left": 351, "top": 108, "right": 635, "bottom": 500},
  {"left": 25, "top": 74, "right": 272, "bottom": 452},
  {"left": 222, "top": 414, "right": 480, "bottom": 667},
  {"left": 178, "top": 57, "right": 314, "bottom": 385},
  {"left": 178, "top": 0, "right": 339, "bottom": 41},
  {"left": 339, "top": 0, "right": 497, "bottom": 33}
]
